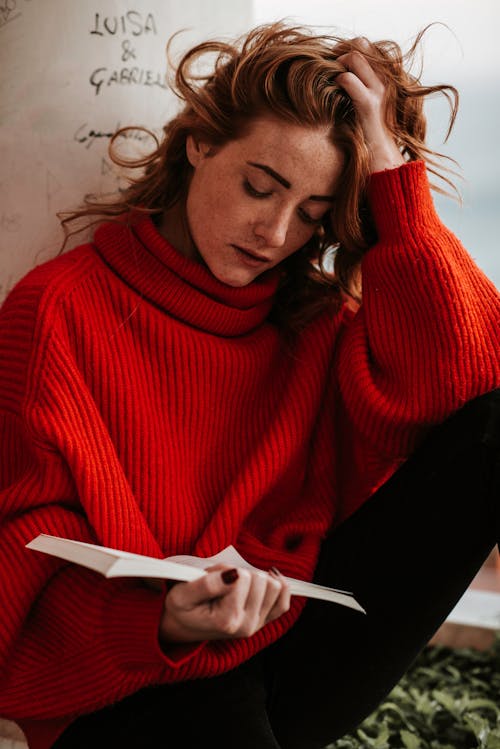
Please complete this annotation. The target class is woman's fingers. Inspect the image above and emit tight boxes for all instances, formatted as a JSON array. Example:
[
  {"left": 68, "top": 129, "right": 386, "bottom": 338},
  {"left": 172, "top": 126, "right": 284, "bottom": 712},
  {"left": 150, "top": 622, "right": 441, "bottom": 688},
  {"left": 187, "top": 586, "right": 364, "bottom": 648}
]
[
  {"left": 161, "top": 567, "right": 251, "bottom": 642},
  {"left": 169, "top": 566, "right": 250, "bottom": 610},
  {"left": 161, "top": 566, "right": 290, "bottom": 643},
  {"left": 242, "top": 569, "right": 282, "bottom": 626},
  {"left": 335, "top": 46, "right": 404, "bottom": 172},
  {"left": 337, "top": 50, "right": 385, "bottom": 98},
  {"left": 335, "top": 50, "right": 386, "bottom": 120},
  {"left": 264, "top": 568, "right": 291, "bottom": 623},
  {"left": 218, "top": 568, "right": 289, "bottom": 636}
]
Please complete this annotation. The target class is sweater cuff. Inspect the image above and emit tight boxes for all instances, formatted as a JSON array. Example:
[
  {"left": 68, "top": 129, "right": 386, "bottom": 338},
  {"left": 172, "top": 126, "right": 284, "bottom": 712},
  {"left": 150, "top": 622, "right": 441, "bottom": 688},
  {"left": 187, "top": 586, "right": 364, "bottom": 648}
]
[
  {"left": 368, "top": 160, "right": 441, "bottom": 242},
  {"left": 103, "top": 581, "right": 206, "bottom": 672}
]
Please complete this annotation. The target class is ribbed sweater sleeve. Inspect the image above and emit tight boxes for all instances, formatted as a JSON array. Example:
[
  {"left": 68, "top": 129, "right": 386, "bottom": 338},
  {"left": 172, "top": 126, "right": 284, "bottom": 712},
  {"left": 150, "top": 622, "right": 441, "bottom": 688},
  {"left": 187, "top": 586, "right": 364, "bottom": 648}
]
[
  {"left": 1, "top": 160, "right": 499, "bottom": 744},
  {"left": 336, "top": 160, "right": 500, "bottom": 458},
  {"left": 0, "top": 279, "right": 203, "bottom": 725}
]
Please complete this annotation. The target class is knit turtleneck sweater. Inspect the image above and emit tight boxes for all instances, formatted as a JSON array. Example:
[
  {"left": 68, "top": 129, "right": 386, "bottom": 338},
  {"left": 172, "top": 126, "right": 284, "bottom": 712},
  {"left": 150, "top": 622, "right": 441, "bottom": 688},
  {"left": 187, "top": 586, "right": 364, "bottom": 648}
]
[{"left": 0, "top": 162, "right": 499, "bottom": 749}]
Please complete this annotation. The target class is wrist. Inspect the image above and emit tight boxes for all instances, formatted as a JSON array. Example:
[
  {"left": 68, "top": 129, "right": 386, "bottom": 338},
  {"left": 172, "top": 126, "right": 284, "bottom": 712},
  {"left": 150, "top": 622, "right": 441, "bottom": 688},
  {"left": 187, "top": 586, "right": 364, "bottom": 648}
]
[
  {"left": 369, "top": 143, "right": 405, "bottom": 174},
  {"left": 159, "top": 596, "right": 204, "bottom": 646},
  {"left": 159, "top": 606, "right": 186, "bottom": 645},
  {"left": 363, "top": 121, "right": 404, "bottom": 173}
]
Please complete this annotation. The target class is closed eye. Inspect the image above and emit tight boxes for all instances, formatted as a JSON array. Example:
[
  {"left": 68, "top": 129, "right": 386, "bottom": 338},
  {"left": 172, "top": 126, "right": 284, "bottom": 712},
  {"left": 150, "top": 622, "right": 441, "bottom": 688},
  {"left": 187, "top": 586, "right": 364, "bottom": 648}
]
[
  {"left": 244, "top": 179, "right": 326, "bottom": 226},
  {"left": 243, "top": 179, "right": 272, "bottom": 198},
  {"left": 298, "top": 208, "right": 324, "bottom": 226}
]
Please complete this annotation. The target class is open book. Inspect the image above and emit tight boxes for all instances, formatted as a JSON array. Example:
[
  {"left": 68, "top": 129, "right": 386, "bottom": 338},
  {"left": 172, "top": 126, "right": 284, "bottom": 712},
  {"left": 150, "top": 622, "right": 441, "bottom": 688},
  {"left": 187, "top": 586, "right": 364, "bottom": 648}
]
[{"left": 26, "top": 534, "right": 365, "bottom": 614}]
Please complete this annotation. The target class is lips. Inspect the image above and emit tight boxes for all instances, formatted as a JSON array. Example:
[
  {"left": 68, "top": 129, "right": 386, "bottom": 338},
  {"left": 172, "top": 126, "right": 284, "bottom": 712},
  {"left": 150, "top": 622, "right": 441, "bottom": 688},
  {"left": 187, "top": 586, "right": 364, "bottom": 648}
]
[{"left": 232, "top": 245, "right": 270, "bottom": 263}]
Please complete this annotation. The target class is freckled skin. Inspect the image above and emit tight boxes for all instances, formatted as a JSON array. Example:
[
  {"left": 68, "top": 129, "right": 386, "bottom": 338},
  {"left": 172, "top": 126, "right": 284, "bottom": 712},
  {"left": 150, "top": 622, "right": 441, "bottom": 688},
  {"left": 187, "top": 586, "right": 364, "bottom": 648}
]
[
  {"left": 159, "top": 117, "right": 344, "bottom": 288},
  {"left": 154, "top": 50, "right": 410, "bottom": 646}
]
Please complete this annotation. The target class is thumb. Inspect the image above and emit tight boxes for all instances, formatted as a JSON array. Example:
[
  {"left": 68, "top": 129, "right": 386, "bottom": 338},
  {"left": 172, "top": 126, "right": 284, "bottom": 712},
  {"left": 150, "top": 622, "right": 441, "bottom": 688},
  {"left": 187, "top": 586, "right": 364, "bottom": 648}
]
[{"left": 170, "top": 567, "right": 241, "bottom": 608}]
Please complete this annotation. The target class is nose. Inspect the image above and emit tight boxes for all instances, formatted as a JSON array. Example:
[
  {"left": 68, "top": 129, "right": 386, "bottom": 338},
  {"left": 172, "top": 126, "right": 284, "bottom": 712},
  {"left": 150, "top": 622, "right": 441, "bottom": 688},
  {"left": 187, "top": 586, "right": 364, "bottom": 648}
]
[{"left": 253, "top": 207, "right": 290, "bottom": 248}]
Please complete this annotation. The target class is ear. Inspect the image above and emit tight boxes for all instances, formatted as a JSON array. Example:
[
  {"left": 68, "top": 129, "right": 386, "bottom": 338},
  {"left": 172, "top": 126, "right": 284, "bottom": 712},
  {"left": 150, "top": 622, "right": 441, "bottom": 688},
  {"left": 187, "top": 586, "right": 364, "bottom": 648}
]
[{"left": 186, "top": 135, "right": 210, "bottom": 168}]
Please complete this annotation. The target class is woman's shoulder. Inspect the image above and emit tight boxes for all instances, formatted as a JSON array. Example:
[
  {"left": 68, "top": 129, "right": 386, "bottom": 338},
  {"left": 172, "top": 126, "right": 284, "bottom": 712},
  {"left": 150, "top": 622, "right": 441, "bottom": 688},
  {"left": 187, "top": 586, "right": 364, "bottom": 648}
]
[
  {"left": 0, "top": 242, "right": 105, "bottom": 362},
  {"left": 1, "top": 242, "right": 100, "bottom": 319},
  {"left": 12, "top": 241, "right": 98, "bottom": 293}
]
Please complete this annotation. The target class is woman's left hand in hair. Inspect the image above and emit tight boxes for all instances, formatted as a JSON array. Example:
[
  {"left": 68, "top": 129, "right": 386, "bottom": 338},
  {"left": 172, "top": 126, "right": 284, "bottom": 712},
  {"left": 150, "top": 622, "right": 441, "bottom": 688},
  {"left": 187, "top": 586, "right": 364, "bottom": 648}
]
[{"left": 336, "top": 43, "right": 405, "bottom": 174}]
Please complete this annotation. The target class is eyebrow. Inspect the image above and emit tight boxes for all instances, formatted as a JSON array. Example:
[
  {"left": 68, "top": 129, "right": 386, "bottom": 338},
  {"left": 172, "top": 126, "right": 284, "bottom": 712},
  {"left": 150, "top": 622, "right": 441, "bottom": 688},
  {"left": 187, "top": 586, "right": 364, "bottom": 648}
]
[{"left": 247, "top": 162, "right": 335, "bottom": 202}]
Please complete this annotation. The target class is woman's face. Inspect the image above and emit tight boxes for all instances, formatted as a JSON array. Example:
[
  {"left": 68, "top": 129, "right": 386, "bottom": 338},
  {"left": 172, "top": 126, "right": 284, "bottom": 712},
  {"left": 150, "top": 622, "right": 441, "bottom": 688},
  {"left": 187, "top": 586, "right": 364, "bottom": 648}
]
[{"left": 180, "top": 116, "right": 344, "bottom": 287}]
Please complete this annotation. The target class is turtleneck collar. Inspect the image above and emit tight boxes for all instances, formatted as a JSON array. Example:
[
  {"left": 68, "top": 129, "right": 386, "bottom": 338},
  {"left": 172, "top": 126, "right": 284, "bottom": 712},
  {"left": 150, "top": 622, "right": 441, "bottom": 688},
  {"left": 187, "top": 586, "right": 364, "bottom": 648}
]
[{"left": 93, "top": 215, "right": 281, "bottom": 337}]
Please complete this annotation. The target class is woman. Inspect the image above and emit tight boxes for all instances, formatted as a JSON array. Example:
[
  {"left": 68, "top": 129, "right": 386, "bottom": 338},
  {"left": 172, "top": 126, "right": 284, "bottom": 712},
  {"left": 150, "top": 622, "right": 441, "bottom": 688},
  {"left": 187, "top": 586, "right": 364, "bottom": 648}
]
[{"left": 0, "top": 23, "right": 498, "bottom": 749}]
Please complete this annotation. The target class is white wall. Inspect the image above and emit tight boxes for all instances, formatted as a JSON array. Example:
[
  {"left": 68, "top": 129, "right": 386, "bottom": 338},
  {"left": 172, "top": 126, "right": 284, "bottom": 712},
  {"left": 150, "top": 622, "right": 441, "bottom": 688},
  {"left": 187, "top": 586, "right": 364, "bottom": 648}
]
[{"left": 0, "top": 0, "right": 253, "bottom": 303}]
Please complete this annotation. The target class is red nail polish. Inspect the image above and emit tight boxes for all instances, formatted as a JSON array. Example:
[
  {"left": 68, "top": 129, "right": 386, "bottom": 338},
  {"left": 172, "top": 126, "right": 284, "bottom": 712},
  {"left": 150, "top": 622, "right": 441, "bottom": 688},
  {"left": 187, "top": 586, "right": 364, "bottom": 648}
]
[{"left": 221, "top": 568, "right": 239, "bottom": 585}]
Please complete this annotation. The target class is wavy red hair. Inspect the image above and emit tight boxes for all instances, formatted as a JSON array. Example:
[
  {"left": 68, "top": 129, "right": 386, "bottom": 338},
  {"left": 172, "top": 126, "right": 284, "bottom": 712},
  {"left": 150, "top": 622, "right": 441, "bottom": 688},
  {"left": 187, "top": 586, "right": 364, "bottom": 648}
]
[{"left": 60, "top": 23, "right": 458, "bottom": 331}]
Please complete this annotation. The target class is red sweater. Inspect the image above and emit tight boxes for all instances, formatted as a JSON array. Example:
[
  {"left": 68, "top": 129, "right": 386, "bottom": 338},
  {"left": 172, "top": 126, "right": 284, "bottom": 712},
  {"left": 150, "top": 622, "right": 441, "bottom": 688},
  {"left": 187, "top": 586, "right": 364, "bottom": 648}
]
[{"left": 0, "top": 162, "right": 499, "bottom": 748}]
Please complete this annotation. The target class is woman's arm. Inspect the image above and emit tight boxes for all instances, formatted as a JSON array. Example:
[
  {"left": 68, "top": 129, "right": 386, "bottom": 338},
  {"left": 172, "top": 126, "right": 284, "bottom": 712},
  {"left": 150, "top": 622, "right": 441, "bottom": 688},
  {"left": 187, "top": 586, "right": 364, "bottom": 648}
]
[
  {"left": 337, "top": 161, "right": 500, "bottom": 456},
  {"left": 0, "top": 392, "right": 171, "bottom": 721},
  {"left": 0, "top": 280, "right": 191, "bottom": 722},
  {"left": 0, "top": 273, "right": 291, "bottom": 724},
  {"left": 334, "top": 50, "right": 500, "bottom": 457},
  {"left": 336, "top": 44, "right": 405, "bottom": 173}
]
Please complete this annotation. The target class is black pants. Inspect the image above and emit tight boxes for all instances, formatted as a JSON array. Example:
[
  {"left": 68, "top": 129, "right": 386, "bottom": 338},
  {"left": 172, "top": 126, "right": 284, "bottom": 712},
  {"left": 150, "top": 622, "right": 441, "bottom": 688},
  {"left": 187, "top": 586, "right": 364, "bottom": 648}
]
[{"left": 53, "top": 390, "right": 500, "bottom": 749}]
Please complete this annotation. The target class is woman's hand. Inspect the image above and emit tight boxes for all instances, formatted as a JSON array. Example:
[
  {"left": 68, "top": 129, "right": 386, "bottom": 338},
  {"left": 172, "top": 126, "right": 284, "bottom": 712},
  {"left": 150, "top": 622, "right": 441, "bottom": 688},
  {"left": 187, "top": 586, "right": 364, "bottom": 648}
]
[
  {"left": 336, "top": 43, "right": 405, "bottom": 173},
  {"left": 159, "top": 565, "right": 291, "bottom": 644}
]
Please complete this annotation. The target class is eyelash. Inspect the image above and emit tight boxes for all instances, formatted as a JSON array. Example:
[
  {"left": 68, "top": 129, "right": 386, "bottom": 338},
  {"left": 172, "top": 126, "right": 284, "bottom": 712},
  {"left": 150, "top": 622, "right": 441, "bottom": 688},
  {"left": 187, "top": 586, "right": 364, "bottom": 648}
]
[
  {"left": 243, "top": 179, "right": 271, "bottom": 199},
  {"left": 243, "top": 179, "right": 323, "bottom": 226}
]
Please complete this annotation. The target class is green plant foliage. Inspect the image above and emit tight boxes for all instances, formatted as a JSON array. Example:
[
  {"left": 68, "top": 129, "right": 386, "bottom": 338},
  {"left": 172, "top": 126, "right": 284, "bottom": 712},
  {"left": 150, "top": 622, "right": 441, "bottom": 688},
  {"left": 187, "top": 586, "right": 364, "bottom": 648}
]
[{"left": 326, "top": 634, "right": 500, "bottom": 749}]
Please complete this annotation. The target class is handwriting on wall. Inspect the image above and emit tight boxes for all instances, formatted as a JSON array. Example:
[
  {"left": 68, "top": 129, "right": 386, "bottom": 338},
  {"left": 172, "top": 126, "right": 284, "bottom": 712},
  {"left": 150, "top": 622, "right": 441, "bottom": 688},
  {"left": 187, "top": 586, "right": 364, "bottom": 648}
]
[
  {"left": 73, "top": 122, "right": 152, "bottom": 150},
  {"left": 88, "top": 10, "right": 168, "bottom": 96},
  {"left": 0, "top": 1, "right": 189, "bottom": 306},
  {"left": 71, "top": 122, "right": 158, "bottom": 194},
  {"left": 0, "top": 0, "right": 31, "bottom": 31}
]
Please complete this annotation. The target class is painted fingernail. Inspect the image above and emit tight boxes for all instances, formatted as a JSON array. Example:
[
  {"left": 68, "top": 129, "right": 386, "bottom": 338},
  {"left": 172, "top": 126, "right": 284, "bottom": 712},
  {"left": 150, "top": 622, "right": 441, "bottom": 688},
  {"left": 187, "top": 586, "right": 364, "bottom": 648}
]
[{"left": 221, "top": 568, "right": 239, "bottom": 585}]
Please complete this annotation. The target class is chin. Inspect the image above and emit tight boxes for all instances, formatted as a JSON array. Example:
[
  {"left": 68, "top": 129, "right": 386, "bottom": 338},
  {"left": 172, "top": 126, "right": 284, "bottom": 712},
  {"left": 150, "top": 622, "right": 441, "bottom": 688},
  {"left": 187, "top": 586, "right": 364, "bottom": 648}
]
[
  {"left": 210, "top": 267, "right": 258, "bottom": 288},
  {"left": 219, "top": 276, "right": 255, "bottom": 288}
]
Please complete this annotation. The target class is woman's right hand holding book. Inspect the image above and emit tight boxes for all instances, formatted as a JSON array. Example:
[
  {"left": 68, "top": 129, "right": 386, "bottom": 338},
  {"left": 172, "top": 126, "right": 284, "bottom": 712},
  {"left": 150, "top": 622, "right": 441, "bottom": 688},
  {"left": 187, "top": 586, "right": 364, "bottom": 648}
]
[{"left": 159, "top": 566, "right": 291, "bottom": 644}]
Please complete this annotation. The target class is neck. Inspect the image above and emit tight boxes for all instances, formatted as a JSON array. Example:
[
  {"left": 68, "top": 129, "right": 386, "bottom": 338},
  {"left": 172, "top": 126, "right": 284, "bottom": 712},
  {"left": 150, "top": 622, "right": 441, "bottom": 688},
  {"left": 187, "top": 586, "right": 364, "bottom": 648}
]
[
  {"left": 93, "top": 216, "right": 282, "bottom": 336},
  {"left": 157, "top": 201, "right": 203, "bottom": 265}
]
